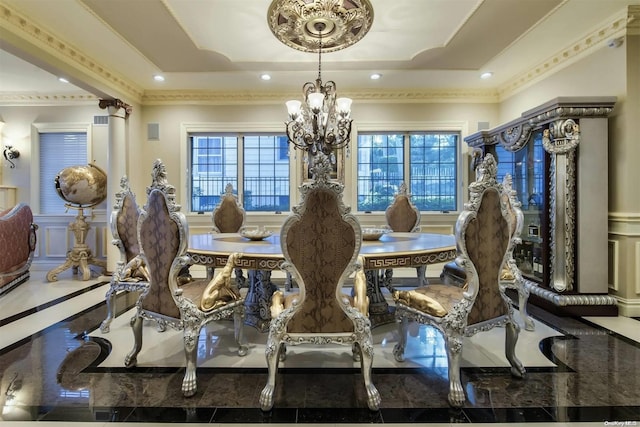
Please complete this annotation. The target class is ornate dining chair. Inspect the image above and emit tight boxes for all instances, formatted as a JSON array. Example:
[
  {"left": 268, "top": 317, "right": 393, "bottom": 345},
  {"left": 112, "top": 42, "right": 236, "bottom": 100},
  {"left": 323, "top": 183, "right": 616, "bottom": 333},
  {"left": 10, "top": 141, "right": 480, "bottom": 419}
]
[
  {"left": 392, "top": 154, "right": 526, "bottom": 407},
  {"left": 384, "top": 182, "right": 427, "bottom": 286},
  {"left": 499, "top": 174, "right": 535, "bottom": 331},
  {"left": 125, "top": 159, "right": 248, "bottom": 397},
  {"left": 210, "top": 182, "right": 247, "bottom": 287},
  {"left": 100, "top": 176, "right": 151, "bottom": 333},
  {"left": 440, "top": 174, "right": 534, "bottom": 331},
  {"left": 260, "top": 153, "right": 380, "bottom": 412}
]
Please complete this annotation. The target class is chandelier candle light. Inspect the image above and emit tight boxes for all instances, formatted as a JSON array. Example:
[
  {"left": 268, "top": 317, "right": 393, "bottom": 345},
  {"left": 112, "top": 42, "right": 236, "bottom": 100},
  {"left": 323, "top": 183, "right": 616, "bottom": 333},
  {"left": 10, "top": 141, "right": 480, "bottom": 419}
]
[
  {"left": 268, "top": 0, "right": 374, "bottom": 162},
  {"left": 285, "top": 22, "right": 352, "bottom": 159}
]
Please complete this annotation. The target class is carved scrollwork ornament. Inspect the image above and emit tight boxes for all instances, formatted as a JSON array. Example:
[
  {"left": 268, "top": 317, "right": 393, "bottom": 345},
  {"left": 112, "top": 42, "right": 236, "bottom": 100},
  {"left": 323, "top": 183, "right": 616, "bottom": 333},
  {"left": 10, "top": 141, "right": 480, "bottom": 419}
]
[
  {"left": 98, "top": 98, "right": 132, "bottom": 118},
  {"left": 542, "top": 119, "right": 580, "bottom": 154},
  {"left": 498, "top": 124, "right": 533, "bottom": 151}
]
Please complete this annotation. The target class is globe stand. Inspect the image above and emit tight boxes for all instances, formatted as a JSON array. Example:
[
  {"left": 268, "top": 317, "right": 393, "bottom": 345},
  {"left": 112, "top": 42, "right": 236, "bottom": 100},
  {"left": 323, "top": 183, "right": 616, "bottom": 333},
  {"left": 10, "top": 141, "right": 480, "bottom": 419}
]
[{"left": 46, "top": 205, "right": 106, "bottom": 282}]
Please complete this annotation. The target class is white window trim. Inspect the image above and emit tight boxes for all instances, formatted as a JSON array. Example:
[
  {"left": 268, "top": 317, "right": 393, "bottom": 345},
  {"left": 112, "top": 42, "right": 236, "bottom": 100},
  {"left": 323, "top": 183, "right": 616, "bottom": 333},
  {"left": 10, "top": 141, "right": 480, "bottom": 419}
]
[
  {"left": 180, "top": 122, "right": 297, "bottom": 213},
  {"left": 352, "top": 121, "right": 469, "bottom": 213},
  {"left": 30, "top": 122, "right": 93, "bottom": 215}
]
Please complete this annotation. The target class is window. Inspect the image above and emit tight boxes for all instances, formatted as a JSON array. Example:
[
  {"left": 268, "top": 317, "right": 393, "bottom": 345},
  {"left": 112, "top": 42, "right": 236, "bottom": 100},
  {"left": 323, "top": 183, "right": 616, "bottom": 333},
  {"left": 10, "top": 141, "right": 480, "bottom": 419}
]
[
  {"left": 38, "top": 132, "right": 88, "bottom": 214},
  {"left": 357, "top": 132, "right": 458, "bottom": 212},
  {"left": 189, "top": 133, "right": 290, "bottom": 212},
  {"left": 494, "top": 130, "right": 546, "bottom": 210}
]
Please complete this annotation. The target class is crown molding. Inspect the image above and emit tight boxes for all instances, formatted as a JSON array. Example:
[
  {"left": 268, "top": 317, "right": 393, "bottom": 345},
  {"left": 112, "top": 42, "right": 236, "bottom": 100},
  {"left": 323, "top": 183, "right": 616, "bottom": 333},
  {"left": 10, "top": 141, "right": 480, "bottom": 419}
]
[
  {"left": 0, "top": 92, "right": 99, "bottom": 106},
  {"left": 0, "top": 3, "right": 143, "bottom": 102},
  {"left": 141, "top": 88, "right": 499, "bottom": 106},
  {"left": 497, "top": 8, "right": 632, "bottom": 101}
]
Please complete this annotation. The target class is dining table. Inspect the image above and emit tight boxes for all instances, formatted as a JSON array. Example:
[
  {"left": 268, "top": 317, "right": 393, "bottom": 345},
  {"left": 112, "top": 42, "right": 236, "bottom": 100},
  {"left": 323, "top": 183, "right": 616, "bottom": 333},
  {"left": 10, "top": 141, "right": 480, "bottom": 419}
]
[{"left": 187, "top": 231, "right": 457, "bottom": 331}]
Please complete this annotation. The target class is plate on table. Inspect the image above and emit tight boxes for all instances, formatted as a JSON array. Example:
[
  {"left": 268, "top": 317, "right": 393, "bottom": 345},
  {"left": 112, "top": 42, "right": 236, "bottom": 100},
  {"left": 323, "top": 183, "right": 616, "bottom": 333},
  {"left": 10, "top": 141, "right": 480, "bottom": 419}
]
[
  {"left": 362, "top": 228, "right": 389, "bottom": 241},
  {"left": 240, "top": 228, "right": 273, "bottom": 241}
]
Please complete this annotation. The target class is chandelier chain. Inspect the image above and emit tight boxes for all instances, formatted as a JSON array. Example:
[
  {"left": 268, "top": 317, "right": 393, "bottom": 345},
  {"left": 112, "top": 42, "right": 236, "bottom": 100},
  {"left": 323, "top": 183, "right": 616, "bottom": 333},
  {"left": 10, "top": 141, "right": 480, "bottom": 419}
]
[{"left": 317, "top": 31, "right": 322, "bottom": 82}]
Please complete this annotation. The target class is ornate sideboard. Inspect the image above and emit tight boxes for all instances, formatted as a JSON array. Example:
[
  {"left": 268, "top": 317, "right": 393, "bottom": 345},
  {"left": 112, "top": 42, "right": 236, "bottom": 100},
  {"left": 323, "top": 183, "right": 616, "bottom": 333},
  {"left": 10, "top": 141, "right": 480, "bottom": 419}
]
[{"left": 465, "top": 97, "right": 617, "bottom": 316}]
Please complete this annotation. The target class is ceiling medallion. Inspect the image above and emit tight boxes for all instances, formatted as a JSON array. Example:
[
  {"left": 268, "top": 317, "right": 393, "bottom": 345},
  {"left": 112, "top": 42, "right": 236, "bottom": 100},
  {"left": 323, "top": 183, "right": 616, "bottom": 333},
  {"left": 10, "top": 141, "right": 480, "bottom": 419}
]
[{"left": 267, "top": 0, "right": 374, "bottom": 53}]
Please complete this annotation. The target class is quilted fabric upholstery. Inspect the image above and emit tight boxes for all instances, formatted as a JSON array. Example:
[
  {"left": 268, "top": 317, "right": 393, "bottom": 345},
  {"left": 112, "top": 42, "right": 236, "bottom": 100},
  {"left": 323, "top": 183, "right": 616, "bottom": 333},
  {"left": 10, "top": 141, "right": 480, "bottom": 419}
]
[{"left": 0, "top": 203, "right": 36, "bottom": 290}]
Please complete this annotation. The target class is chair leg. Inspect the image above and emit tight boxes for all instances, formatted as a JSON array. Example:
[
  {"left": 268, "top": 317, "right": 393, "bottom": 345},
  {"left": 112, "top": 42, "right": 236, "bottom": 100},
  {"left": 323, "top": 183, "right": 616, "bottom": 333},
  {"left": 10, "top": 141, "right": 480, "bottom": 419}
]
[
  {"left": 100, "top": 286, "right": 117, "bottom": 333},
  {"left": 234, "top": 305, "right": 248, "bottom": 356},
  {"left": 518, "top": 287, "right": 535, "bottom": 331},
  {"left": 182, "top": 324, "right": 201, "bottom": 397},
  {"left": 505, "top": 321, "right": 526, "bottom": 378},
  {"left": 444, "top": 333, "right": 465, "bottom": 407},
  {"left": 260, "top": 337, "right": 283, "bottom": 411},
  {"left": 356, "top": 338, "right": 381, "bottom": 411},
  {"left": 392, "top": 315, "right": 408, "bottom": 362},
  {"left": 124, "top": 314, "right": 143, "bottom": 367}
]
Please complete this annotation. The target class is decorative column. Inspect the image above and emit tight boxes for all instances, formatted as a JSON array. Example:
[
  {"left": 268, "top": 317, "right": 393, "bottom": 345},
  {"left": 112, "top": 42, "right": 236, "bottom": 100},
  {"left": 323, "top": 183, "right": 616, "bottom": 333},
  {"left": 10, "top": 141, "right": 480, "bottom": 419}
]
[{"left": 99, "top": 99, "right": 132, "bottom": 274}]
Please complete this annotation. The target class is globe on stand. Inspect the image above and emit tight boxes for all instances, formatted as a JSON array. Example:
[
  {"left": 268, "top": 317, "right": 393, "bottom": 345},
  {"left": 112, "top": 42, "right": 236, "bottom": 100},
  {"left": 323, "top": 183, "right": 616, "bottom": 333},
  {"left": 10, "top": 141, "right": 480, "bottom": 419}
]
[{"left": 46, "top": 163, "right": 108, "bottom": 282}]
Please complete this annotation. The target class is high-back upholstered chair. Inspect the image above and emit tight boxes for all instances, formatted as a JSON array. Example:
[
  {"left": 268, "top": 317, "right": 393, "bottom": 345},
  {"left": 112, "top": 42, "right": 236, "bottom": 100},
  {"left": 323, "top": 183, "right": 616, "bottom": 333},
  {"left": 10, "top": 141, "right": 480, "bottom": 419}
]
[
  {"left": 125, "top": 160, "right": 248, "bottom": 397},
  {"left": 212, "top": 182, "right": 246, "bottom": 233},
  {"left": 260, "top": 153, "right": 380, "bottom": 412},
  {"left": 384, "top": 182, "right": 427, "bottom": 286},
  {"left": 440, "top": 174, "right": 534, "bottom": 331},
  {"left": 392, "top": 154, "right": 526, "bottom": 407},
  {"left": 210, "top": 182, "right": 246, "bottom": 286},
  {"left": 500, "top": 174, "right": 534, "bottom": 331},
  {"left": 100, "top": 176, "right": 150, "bottom": 333}
]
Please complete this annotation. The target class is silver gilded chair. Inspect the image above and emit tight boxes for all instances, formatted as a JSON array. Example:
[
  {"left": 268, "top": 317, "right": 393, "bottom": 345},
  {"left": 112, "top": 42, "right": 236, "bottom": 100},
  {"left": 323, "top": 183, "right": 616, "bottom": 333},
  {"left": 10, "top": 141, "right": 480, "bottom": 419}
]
[
  {"left": 210, "top": 182, "right": 247, "bottom": 285},
  {"left": 384, "top": 182, "right": 427, "bottom": 287},
  {"left": 125, "top": 159, "right": 248, "bottom": 397},
  {"left": 260, "top": 153, "right": 380, "bottom": 412},
  {"left": 440, "top": 173, "right": 534, "bottom": 331},
  {"left": 392, "top": 154, "right": 526, "bottom": 407},
  {"left": 100, "top": 176, "right": 151, "bottom": 333}
]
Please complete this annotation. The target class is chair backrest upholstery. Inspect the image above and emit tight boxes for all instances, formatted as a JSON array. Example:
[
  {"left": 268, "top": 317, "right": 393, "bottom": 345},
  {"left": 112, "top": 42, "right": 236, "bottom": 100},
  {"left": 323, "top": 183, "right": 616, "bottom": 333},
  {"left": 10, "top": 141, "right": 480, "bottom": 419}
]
[
  {"left": 212, "top": 183, "right": 245, "bottom": 233},
  {"left": 456, "top": 154, "right": 511, "bottom": 326},
  {"left": 112, "top": 176, "right": 142, "bottom": 264},
  {"left": 280, "top": 154, "right": 361, "bottom": 334},
  {"left": 138, "top": 160, "right": 187, "bottom": 319},
  {"left": 385, "top": 182, "right": 420, "bottom": 232}
]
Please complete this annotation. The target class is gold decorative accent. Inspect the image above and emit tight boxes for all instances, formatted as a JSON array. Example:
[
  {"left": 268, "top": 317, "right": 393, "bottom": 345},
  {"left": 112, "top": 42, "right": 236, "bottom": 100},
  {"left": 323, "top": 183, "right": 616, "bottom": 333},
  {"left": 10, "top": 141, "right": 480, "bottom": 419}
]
[
  {"left": 267, "top": 0, "right": 374, "bottom": 53},
  {"left": 393, "top": 290, "right": 447, "bottom": 317}
]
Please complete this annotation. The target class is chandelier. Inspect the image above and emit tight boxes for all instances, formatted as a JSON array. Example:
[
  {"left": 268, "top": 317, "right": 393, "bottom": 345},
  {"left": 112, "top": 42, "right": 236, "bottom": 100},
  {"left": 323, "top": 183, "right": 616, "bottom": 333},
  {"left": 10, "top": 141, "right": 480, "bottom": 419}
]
[{"left": 267, "top": 0, "right": 374, "bottom": 158}]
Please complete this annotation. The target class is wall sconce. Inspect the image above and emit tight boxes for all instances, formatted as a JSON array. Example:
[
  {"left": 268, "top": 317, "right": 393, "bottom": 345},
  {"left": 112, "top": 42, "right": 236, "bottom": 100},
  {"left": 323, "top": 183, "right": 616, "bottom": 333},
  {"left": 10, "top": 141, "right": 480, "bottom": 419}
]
[{"left": 3, "top": 146, "right": 20, "bottom": 168}]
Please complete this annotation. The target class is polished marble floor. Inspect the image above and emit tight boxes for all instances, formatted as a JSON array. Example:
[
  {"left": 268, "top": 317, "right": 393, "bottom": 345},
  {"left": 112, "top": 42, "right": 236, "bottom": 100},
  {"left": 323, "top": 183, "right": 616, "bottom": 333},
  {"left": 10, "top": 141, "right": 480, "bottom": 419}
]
[{"left": 0, "top": 269, "right": 639, "bottom": 426}]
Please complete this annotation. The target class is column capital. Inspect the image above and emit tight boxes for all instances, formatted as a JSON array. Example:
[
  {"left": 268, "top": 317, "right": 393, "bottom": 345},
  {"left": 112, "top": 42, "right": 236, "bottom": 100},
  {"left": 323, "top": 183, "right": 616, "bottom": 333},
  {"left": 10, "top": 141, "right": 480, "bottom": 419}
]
[{"left": 99, "top": 99, "right": 132, "bottom": 118}]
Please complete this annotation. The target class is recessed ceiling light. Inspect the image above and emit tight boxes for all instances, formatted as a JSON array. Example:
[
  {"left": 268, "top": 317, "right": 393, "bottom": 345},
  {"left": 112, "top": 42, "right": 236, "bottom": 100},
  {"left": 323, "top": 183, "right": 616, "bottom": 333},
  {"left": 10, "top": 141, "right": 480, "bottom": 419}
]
[
  {"left": 153, "top": 74, "right": 165, "bottom": 82},
  {"left": 58, "top": 77, "right": 69, "bottom": 83},
  {"left": 260, "top": 73, "right": 272, "bottom": 81},
  {"left": 370, "top": 73, "right": 382, "bottom": 80},
  {"left": 480, "top": 71, "right": 493, "bottom": 80}
]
